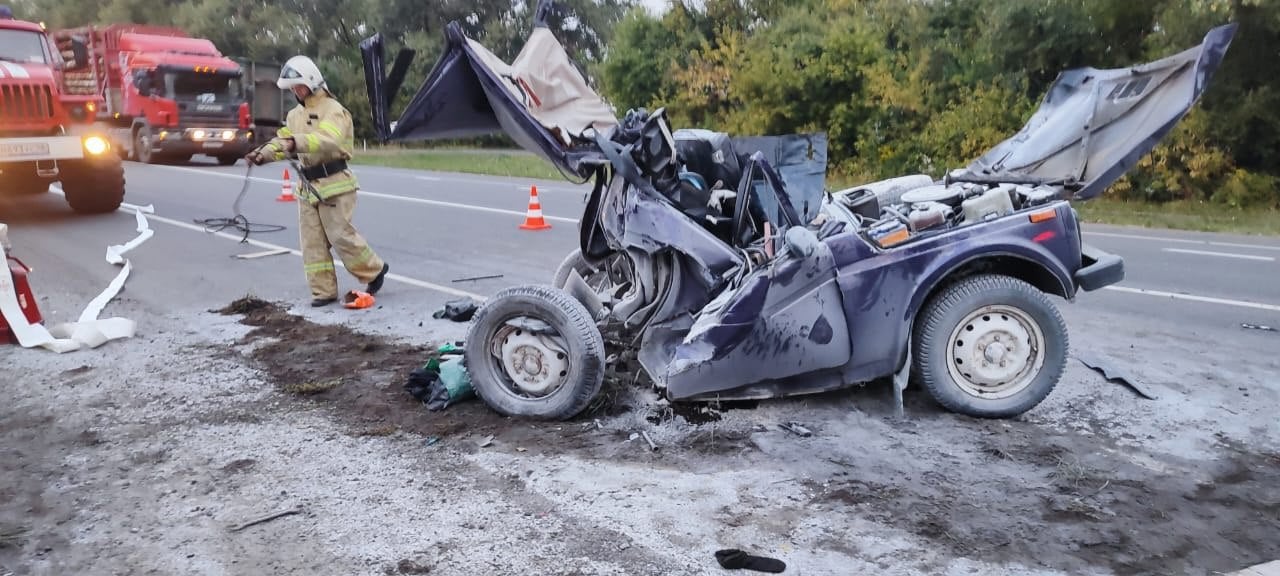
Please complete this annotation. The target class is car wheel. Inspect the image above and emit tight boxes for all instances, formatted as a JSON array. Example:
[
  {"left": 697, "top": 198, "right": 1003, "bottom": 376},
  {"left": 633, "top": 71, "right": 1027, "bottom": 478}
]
[
  {"left": 913, "top": 273, "right": 1068, "bottom": 418},
  {"left": 464, "top": 284, "right": 606, "bottom": 420}
]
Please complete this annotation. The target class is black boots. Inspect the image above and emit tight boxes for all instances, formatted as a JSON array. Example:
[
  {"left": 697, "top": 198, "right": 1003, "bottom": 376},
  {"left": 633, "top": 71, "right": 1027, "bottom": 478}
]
[{"left": 367, "top": 263, "right": 389, "bottom": 295}]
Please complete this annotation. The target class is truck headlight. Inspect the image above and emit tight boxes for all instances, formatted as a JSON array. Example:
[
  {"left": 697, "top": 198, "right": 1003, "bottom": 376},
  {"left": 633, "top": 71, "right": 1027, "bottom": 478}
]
[
  {"left": 83, "top": 136, "right": 109, "bottom": 155},
  {"left": 193, "top": 130, "right": 207, "bottom": 140},
  {"left": 221, "top": 130, "right": 235, "bottom": 140}
]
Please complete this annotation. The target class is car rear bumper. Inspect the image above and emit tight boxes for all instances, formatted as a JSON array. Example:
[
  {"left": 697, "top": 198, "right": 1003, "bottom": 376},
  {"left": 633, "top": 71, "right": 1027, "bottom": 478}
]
[{"left": 1075, "top": 242, "right": 1124, "bottom": 291}]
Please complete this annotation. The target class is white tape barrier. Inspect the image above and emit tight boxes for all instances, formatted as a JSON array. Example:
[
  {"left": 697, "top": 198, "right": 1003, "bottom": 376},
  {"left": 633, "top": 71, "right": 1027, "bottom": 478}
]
[{"left": 0, "top": 205, "right": 155, "bottom": 353}]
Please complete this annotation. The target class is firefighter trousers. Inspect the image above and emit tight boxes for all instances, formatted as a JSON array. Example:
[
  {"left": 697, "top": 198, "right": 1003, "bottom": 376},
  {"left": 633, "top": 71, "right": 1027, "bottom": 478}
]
[{"left": 298, "top": 191, "right": 385, "bottom": 300}]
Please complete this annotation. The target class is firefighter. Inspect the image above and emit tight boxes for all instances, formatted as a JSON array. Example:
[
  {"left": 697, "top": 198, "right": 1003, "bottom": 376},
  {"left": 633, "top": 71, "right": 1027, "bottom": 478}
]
[{"left": 246, "top": 55, "right": 389, "bottom": 307}]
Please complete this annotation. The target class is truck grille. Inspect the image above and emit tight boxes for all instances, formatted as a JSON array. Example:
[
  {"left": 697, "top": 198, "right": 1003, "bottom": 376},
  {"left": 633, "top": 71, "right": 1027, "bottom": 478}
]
[{"left": 0, "top": 84, "right": 55, "bottom": 123}]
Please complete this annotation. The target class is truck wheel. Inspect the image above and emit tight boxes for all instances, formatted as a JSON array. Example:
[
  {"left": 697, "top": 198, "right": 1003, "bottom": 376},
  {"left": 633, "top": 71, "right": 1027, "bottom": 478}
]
[
  {"left": 912, "top": 273, "right": 1068, "bottom": 419},
  {"left": 464, "top": 284, "right": 606, "bottom": 421},
  {"left": 134, "top": 127, "right": 155, "bottom": 164},
  {"left": 60, "top": 155, "right": 126, "bottom": 214},
  {"left": 217, "top": 155, "right": 239, "bottom": 166}
]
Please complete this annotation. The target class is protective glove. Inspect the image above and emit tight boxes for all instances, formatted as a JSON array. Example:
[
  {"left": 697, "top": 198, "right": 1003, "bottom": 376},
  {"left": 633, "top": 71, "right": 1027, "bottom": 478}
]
[{"left": 244, "top": 146, "right": 268, "bottom": 166}]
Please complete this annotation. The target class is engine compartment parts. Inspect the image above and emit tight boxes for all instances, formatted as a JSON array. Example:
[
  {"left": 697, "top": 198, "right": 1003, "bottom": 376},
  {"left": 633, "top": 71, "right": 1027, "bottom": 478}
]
[
  {"left": 907, "top": 202, "right": 952, "bottom": 232},
  {"left": 961, "top": 185, "right": 1016, "bottom": 224},
  {"left": 868, "top": 219, "right": 911, "bottom": 248}
]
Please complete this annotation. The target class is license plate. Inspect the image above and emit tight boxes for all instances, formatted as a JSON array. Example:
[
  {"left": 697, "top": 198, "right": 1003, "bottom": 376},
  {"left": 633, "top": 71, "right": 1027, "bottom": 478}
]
[
  {"left": 203, "top": 141, "right": 225, "bottom": 149},
  {"left": 0, "top": 142, "right": 50, "bottom": 158}
]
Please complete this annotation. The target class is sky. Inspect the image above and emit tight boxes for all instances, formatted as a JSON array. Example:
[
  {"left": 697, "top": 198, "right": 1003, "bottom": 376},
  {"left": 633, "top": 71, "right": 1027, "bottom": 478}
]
[{"left": 637, "top": 0, "right": 671, "bottom": 15}]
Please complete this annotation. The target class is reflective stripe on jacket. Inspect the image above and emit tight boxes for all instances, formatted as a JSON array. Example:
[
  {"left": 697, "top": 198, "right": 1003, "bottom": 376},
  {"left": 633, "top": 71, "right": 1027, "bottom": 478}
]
[{"left": 264, "top": 91, "right": 359, "bottom": 204}]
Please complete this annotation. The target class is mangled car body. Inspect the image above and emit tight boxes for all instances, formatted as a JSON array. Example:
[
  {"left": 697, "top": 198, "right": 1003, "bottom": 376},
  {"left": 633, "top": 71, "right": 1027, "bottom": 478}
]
[{"left": 360, "top": 6, "right": 1236, "bottom": 420}]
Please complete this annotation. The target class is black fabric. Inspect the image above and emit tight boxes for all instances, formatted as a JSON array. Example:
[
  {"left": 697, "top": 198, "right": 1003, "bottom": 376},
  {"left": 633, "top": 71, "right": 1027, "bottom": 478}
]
[
  {"left": 714, "top": 549, "right": 786, "bottom": 573},
  {"left": 300, "top": 159, "right": 349, "bottom": 181},
  {"left": 433, "top": 298, "right": 479, "bottom": 322}
]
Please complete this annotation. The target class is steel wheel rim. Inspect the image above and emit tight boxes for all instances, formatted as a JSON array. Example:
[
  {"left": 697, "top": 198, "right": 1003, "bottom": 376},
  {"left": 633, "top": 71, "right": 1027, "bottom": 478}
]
[
  {"left": 945, "top": 304, "right": 1045, "bottom": 400},
  {"left": 489, "top": 320, "right": 571, "bottom": 401}
]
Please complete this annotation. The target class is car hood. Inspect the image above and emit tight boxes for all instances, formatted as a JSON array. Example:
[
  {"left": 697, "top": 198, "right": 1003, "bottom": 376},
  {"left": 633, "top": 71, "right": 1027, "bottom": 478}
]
[
  {"left": 0, "top": 61, "right": 54, "bottom": 82},
  {"left": 952, "top": 24, "right": 1237, "bottom": 201}
]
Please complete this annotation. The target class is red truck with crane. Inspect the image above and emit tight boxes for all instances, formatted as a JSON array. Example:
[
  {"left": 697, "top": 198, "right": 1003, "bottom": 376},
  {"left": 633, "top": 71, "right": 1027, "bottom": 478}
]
[
  {"left": 0, "top": 6, "right": 126, "bottom": 214},
  {"left": 50, "top": 23, "right": 261, "bottom": 165}
]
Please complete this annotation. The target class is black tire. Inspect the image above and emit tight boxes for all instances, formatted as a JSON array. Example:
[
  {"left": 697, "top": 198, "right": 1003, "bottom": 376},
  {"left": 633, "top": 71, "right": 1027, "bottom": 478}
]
[
  {"left": 217, "top": 155, "right": 239, "bottom": 166},
  {"left": 134, "top": 126, "right": 155, "bottom": 164},
  {"left": 60, "top": 154, "right": 126, "bottom": 214},
  {"left": 553, "top": 248, "right": 590, "bottom": 288},
  {"left": 912, "top": 273, "right": 1068, "bottom": 419},
  {"left": 464, "top": 284, "right": 605, "bottom": 421}
]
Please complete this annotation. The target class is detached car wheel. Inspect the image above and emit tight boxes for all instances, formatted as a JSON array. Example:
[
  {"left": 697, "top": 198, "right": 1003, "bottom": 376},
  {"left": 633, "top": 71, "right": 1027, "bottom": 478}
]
[
  {"left": 913, "top": 274, "right": 1068, "bottom": 418},
  {"left": 464, "top": 284, "right": 606, "bottom": 420}
]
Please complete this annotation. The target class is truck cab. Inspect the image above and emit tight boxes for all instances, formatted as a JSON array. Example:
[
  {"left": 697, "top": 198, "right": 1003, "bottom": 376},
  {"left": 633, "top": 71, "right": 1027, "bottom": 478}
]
[
  {"left": 0, "top": 7, "right": 126, "bottom": 214},
  {"left": 52, "top": 25, "right": 256, "bottom": 165}
]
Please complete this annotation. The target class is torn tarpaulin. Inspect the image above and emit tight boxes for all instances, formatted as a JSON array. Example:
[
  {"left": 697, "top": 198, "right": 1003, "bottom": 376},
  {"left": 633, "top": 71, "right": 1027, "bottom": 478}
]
[
  {"left": 433, "top": 298, "right": 479, "bottom": 322},
  {"left": 406, "top": 344, "right": 475, "bottom": 411}
]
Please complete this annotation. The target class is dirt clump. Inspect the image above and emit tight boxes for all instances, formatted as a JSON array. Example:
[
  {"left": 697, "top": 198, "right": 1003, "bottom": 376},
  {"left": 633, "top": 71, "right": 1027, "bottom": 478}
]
[{"left": 216, "top": 297, "right": 670, "bottom": 456}]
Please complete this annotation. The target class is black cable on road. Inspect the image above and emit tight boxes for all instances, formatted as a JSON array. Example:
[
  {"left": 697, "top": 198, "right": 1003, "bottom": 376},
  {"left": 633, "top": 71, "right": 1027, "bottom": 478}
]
[{"left": 193, "top": 163, "right": 288, "bottom": 243}]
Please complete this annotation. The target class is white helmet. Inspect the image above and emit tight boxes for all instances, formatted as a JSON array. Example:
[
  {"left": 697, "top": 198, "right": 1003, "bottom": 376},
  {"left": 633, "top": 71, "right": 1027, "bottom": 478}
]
[{"left": 277, "top": 55, "right": 326, "bottom": 91}]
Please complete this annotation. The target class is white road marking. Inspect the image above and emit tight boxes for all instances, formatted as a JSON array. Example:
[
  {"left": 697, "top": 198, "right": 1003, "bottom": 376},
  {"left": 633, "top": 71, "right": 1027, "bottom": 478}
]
[
  {"left": 150, "top": 164, "right": 581, "bottom": 223},
  {"left": 49, "top": 186, "right": 488, "bottom": 301},
  {"left": 1161, "top": 248, "right": 1275, "bottom": 262},
  {"left": 1086, "top": 230, "right": 1280, "bottom": 252},
  {"left": 415, "top": 176, "right": 442, "bottom": 182},
  {"left": 1103, "top": 286, "right": 1280, "bottom": 313}
]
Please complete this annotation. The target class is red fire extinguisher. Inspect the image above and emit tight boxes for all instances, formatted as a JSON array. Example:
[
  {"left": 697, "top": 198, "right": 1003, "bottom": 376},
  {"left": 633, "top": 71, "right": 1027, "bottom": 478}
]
[{"left": 1, "top": 255, "right": 43, "bottom": 345}]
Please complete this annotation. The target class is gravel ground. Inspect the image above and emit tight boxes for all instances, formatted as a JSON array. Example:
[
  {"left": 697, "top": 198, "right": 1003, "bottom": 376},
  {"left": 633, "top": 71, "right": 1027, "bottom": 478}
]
[{"left": 3, "top": 290, "right": 1278, "bottom": 576}]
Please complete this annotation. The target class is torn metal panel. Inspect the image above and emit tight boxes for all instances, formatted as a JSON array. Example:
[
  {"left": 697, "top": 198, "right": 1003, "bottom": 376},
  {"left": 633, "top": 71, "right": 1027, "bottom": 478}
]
[
  {"left": 1076, "top": 352, "right": 1160, "bottom": 400},
  {"left": 954, "top": 24, "right": 1238, "bottom": 200}
]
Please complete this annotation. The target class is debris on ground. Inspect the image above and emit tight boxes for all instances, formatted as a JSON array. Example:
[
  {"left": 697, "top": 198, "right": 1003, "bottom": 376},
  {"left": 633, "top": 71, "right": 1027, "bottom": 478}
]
[
  {"left": 433, "top": 298, "right": 479, "bottom": 322},
  {"left": 1242, "top": 323, "right": 1277, "bottom": 333},
  {"left": 228, "top": 507, "right": 304, "bottom": 533},
  {"left": 233, "top": 248, "right": 291, "bottom": 260},
  {"left": 392, "top": 559, "right": 432, "bottom": 575},
  {"left": 1076, "top": 352, "right": 1160, "bottom": 400},
  {"left": 779, "top": 422, "right": 813, "bottom": 437},
  {"left": 714, "top": 549, "right": 787, "bottom": 573},
  {"left": 452, "top": 274, "right": 504, "bottom": 283},
  {"left": 641, "top": 430, "right": 658, "bottom": 451},
  {"left": 405, "top": 343, "right": 475, "bottom": 411}
]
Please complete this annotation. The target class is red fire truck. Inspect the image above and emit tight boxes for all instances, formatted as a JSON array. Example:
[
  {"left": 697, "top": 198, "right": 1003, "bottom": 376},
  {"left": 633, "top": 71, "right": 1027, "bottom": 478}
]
[
  {"left": 51, "top": 24, "right": 256, "bottom": 165},
  {"left": 0, "top": 7, "right": 125, "bottom": 214}
]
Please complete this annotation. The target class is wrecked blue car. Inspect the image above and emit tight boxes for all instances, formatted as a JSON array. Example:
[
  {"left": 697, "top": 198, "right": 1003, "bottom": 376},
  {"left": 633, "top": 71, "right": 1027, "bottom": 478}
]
[{"left": 360, "top": 8, "right": 1236, "bottom": 421}]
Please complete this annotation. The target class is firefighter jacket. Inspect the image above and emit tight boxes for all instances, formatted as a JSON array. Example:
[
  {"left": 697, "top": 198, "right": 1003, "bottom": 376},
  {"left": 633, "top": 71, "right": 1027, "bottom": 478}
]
[{"left": 262, "top": 90, "right": 359, "bottom": 205}]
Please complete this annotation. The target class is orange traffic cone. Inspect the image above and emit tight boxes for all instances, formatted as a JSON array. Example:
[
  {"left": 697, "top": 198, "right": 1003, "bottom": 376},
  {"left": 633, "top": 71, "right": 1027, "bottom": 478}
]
[
  {"left": 519, "top": 185, "right": 551, "bottom": 230},
  {"left": 276, "top": 169, "right": 296, "bottom": 202}
]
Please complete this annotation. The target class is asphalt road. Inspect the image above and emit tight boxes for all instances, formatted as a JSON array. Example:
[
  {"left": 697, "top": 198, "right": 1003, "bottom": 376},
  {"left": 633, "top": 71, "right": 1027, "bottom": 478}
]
[{"left": 5, "top": 156, "right": 1279, "bottom": 333}]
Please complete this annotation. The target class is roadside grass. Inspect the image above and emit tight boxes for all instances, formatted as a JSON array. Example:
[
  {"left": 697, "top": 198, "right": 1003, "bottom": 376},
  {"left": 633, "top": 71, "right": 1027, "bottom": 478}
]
[
  {"left": 1074, "top": 198, "right": 1280, "bottom": 237},
  {"left": 351, "top": 148, "right": 1279, "bottom": 237},
  {"left": 350, "top": 147, "right": 566, "bottom": 181}
]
